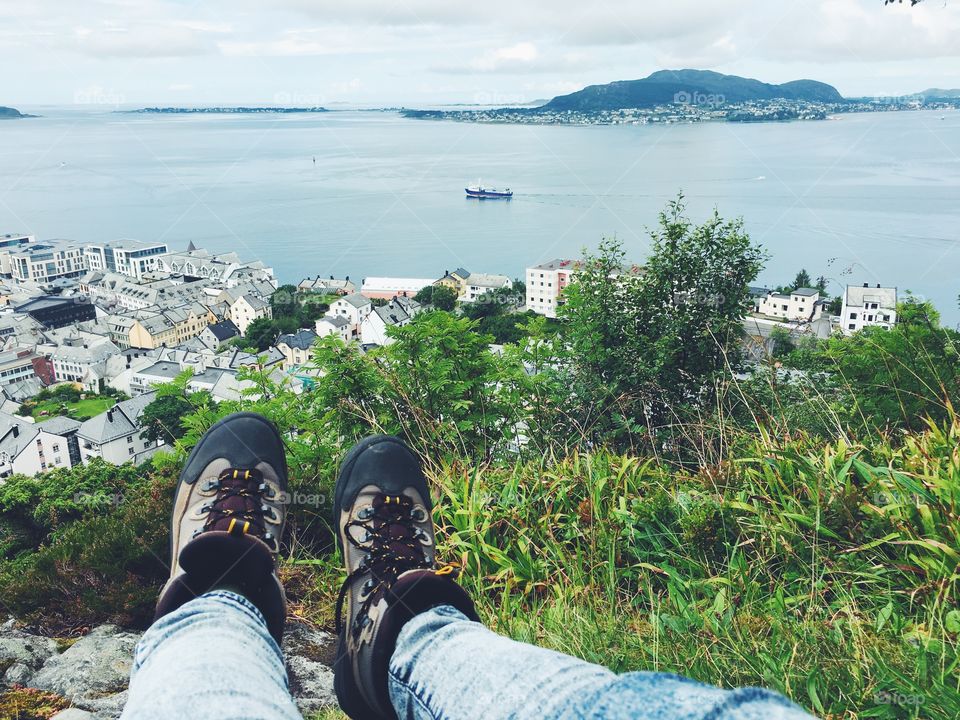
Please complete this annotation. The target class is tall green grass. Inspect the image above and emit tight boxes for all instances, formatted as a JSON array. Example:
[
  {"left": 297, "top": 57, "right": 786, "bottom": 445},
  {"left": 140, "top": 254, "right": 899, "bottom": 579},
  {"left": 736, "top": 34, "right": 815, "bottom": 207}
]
[{"left": 414, "top": 419, "right": 960, "bottom": 719}]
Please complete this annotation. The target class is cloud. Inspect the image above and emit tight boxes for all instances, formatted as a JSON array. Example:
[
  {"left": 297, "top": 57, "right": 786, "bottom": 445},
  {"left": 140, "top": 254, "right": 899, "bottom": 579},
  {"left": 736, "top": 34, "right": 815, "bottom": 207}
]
[
  {"left": 72, "top": 22, "right": 216, "bottom": 57},
  {"left": 435, "top": 42, "right": 594, "bottom": 75}
]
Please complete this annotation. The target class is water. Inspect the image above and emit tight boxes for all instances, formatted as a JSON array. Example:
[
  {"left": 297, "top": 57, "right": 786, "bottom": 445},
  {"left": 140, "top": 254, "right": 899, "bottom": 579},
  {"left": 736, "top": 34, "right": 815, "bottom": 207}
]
[{"left": 1, "top": 106, "right": 958, "bottom": 321}]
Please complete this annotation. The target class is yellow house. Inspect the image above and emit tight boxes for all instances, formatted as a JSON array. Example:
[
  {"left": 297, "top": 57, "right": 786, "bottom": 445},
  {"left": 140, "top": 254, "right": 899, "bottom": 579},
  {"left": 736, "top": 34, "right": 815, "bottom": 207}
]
[{"left": 433, "top": 268, "right": 470, "bottom": 296}]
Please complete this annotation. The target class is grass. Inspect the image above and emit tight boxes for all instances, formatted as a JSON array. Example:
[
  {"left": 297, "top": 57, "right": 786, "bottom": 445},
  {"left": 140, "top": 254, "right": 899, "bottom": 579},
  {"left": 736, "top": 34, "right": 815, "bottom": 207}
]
[
  {"left": 30, "top": 397, "right": 115, "bottom": 421},
  {"left": 289, "top": 417, "right": 960, "bottom": 720}
]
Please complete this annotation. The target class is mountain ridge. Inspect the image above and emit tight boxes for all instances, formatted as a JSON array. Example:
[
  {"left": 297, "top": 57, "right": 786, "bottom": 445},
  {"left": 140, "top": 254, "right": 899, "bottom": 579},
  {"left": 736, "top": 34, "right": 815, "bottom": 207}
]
[{"left": 543, "top": 69, "right": 844, "bottom": 112}]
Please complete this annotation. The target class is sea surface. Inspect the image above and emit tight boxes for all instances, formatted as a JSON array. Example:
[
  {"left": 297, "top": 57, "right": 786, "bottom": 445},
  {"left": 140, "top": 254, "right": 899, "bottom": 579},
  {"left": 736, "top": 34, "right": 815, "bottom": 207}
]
[{"left": 1, "top": 106, "right": 958, "bottom": 322}]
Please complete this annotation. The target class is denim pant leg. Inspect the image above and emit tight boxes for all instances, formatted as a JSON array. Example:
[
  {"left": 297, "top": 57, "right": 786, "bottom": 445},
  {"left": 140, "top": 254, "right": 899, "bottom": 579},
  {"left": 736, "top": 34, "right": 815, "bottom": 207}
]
[
  {"left": 388, "top": 605, "right": 815, "bottom": 720},
  {"left": 121, "top": 591, "right": 302, "bottom": 720}
]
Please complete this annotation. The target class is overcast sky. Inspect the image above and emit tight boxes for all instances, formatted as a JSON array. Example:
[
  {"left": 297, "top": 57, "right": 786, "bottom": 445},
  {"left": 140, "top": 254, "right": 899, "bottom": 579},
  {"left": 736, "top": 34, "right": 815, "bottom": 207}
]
[{"left": 3, "top": 0, "right": 960, "bottom": 107}]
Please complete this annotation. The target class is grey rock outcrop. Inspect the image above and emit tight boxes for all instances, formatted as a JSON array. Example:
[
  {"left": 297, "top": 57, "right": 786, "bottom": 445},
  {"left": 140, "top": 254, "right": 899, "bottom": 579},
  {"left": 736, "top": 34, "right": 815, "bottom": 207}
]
[{"left": 0, "top": 620, "right": 338, "bottom": 719}]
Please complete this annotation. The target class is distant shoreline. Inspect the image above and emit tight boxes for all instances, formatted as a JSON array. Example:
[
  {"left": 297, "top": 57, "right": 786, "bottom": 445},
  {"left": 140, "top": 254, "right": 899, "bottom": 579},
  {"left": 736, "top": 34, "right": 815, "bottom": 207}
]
[{"left": 119, "top": 107, "right": 329, "bottom": 115}]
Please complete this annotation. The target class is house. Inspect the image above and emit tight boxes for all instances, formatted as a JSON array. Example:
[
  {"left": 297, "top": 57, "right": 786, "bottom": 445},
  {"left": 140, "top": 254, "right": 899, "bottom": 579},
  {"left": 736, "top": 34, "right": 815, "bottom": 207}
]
[
  {"left": 315, "top": 315, "right": 351, "bottom": 343},
  {"left": 360, "top": 277, "right": 434, "bottom": 300},
  {"left": 433, "top": 268, "right": 471, "bottom": 295},
  {"left": 46, "top": 334, "right": 119, "bottom": 392},
  {"left": 230, "top": 294, "right": 272, "bottom": 334},
  {"left": 525, "top": 259, "right": 584, "bottom": 319},
  {"left": 298, "top": 275, "right": 356, "bottom": 296},
  {"left": 76, "top": 391, "right": 166, "bottom": 465},
  {"left": 841, "top": 284, "right": 897, "bottom": 335},
  {"left": 460, "top": 273, "right": 512, "bottom": 302},
  {"left": 15, "top": 295, "right": 98, "bottom": 329},
  {"left": 0, "top": 412, "right": 83, "bottom": 477},
  {"left": 361, "top": 299, "right": 414, "bottom": 346},
  {"left": 326, "top": 294, "right": 373, "bottom": 339},
  {"left": 741, "top": 315, "right": 833, "bottom": 361},
  {"left": 755, "top": 288, "right": 823, "bottom": 323},
  {"left": 276, "top": 329, "right": 319, "bottom": 370},
  {"left": 154, "top": 247, "right": 276, "bottom": 288},
  {"left": 199, "top": 319, "right": 241, "bottom": 350},
  {"left": 0, "top": 348, "right": 38, "bottom": 388}
]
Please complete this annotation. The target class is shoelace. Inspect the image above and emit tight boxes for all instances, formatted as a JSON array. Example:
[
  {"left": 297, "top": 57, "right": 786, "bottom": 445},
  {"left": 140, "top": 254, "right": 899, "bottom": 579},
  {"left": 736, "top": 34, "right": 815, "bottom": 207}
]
[
  {"left": 335, "top": 493, "right": 433, "bottom": 638},
  {"left": 196, "top": 467, "right": 277, "bottom": 546}
]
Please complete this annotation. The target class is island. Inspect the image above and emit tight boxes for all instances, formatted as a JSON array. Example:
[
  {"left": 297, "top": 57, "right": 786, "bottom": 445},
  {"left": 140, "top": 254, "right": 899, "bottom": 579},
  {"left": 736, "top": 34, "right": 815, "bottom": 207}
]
[
  {"left": 0, "top": 106, "right": 37, "bottom": 119},
  {"left": 121, "top": 107, "right": 328, "bottom": 114},
  {"left": 402, "top": 69, "right": 960, "bottom": 126}
]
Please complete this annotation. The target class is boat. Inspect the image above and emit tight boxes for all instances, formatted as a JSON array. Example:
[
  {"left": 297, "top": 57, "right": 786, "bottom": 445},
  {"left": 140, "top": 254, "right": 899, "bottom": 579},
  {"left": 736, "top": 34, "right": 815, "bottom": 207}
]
[{"left": 466, "top": 184, "right": 513, "bottom": 199}]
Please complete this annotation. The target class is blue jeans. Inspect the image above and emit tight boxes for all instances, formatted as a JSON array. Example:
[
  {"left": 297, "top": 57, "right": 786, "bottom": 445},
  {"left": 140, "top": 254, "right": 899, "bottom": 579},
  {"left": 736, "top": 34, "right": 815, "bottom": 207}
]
[{"left": 122, "top": 592, "right": 814, "bottom": 720}]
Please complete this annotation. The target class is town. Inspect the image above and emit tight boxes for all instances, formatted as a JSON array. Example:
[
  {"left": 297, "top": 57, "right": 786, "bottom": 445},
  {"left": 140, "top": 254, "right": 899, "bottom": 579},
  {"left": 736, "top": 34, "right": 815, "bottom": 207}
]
[
  {"left": 0, "top": 233, "right": 898, "bottom": 478},
  {"left": 403, "top": 96, "right": 959, "bottom": 126}
]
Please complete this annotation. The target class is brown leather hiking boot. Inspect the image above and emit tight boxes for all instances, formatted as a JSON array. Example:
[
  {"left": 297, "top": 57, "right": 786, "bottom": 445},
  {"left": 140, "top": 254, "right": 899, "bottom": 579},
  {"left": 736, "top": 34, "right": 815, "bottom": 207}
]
[
  {"left": 155, "top": 412, "right": 288, "bottom": 644},
  {"left": 333, "top": 435, "right": 478, "bottom": 720}
]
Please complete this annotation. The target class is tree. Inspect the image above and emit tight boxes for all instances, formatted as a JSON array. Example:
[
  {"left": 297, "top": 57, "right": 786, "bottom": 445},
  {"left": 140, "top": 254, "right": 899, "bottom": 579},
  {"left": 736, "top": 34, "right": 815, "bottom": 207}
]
[
  {"left": 816, "top": 297, "right": 960, "bottom": 432},
  {"left": 270, "top": 284, "right": 299, "bottom": 318},
  {"left": 561, "top": 196, "right": 766, "bottom": 447},
  {"left": 414, "top": 285, "right": 457, "bottom": 311},
  {"left": 140, "top": 395, "right": 194, "bottom": 445},
  {"left": 245, "top": 317, "right": 279, "bottom": 351},
  {"left": 791, "top": 269, "right": 812, "bottom": 290}
]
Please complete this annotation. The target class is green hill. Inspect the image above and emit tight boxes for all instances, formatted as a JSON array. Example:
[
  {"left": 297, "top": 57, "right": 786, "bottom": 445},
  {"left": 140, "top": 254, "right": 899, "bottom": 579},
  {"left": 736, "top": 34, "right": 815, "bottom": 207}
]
[{"left": 544, "top": 69, "right": 844, "bottom": 111}]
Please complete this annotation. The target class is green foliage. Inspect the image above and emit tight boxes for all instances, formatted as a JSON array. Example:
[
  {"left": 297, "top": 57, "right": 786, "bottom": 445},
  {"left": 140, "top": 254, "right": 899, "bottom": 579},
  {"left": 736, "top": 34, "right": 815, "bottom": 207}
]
[
  {"left": 414, "top": 284, "right": 458, "bottom": 311},
  {"left": 0, "top": 470, "right": 173, "bottom": 630},
  {"left": 309, "top": 311, "right": 525, "bottom": 462},
  {"left": 434, "top": 420, "right": 960, "bottom": 718},
  {"left": 561, "top": 197, "right": 766, "bottom": 448},
  {"left": 793, "top": 297, "right": 960, "bottom": 432},
  {"left": 0, "top": 459, "right": 147, "bottom": 559},
  {"left": 141, "top": 395, "right": 193, "bottom": 445},
  {"left": 245, "top": 316, "right": 279, "bottom": 351}
]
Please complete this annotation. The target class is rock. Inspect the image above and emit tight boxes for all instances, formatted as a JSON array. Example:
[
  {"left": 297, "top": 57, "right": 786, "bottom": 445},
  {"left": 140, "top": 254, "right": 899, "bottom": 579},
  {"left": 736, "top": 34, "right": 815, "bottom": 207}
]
[
  {"left": 4, "top": 662, "right": 35, "bottom": 686},
  {"left": 0, "top": 628, "right": 59, "bottom": 669},
  {"left": 28, "top": 625, "right": 141, "bottom": 709},
  {"left": 51, "top": 709, "right": 95, "bottom": 720},
  {"left": 282, "top": 623, "right": 337, "bottom": 714},
  {"left": 0, "top": 626, "right": 60, "bottom": 688},
  {"left": 83, "top": 690, "right": 127, "bottom": 720}
]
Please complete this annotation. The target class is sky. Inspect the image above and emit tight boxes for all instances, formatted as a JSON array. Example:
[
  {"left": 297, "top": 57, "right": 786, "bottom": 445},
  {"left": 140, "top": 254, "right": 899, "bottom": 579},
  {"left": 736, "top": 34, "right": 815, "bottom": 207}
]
[{"left": 2, "top": 0, "right": 960, "bottom": 107}]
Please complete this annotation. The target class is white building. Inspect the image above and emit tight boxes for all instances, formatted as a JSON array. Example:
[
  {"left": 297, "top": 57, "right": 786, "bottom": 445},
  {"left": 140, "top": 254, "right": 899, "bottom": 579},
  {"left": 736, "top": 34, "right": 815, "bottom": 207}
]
[
  {"left": 755, "top": 288, "right": 822, "bottom": 323},
  {"left": 361, "top": 299, "right": 416, "bottom": 346},
  {"left": 460, "top": 273, "right": 512, "bottom": 303},
  {"left": 315, "top": 315, "right": 351, "bottom": 343},
  {"left": 326, "top": 294, "right": 373, "bottom": 339},
  {"left": 841, "top": 284, "right": 897, "bottom": 335},
  {"left": 0, "top": 234, "right": 34, "bottom": 278},
  {"left": 525, "top": 259, "right": 583, "bottom": 319},
  {"left": 8, "top": 240, "right": 87, "bottom": 285},
  {"left": 76, "top": 391, "right": 166, "bottom": 465},
  {"left": 83, "top": 241, "right": 169, "bottom": 280},
  {"left": 47, "top": 334, "right": 119, "bottom": 392},
  {"left": 230, "top": 294, "right": 271, "bottom": 335},
  {"left": 0, "top": 413, "right": 83, "bottom": 477},
  {"left": 276, "top": 329, "right": 319, "bottom": 370}
]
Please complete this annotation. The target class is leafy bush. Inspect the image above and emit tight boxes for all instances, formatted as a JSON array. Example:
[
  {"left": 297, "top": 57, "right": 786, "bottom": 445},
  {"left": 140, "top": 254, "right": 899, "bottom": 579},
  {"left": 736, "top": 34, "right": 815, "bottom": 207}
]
[{"left": 0, "top": 469, "right": 174, "bottom": 631}]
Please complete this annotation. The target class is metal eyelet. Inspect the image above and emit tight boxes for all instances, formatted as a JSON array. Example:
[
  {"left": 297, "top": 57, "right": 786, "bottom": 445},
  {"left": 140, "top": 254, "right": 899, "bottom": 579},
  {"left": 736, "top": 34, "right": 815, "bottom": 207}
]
[
  {"left": 356, "top": 506, "right": 374, "bottom": 520},
  {"left": 410, "top": 506, "right": 428, "bottom": 522}
]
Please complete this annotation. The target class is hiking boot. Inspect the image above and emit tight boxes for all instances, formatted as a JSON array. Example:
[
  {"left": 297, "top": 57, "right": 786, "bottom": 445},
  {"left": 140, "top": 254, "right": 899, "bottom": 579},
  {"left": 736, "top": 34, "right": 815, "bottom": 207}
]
[
  {"left": 333, "top": 435, "right": 478, "bottom": 720},
  {"left": 155, "top": 412, "right": 289, "bottom": 644}
]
